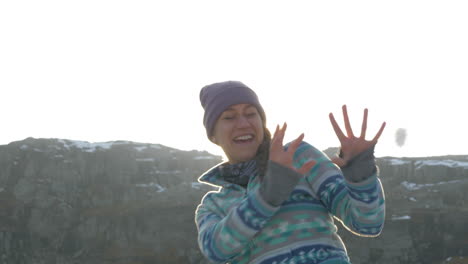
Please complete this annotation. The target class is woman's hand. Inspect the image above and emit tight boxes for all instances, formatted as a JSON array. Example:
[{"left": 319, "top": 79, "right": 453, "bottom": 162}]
[
  {"left": 269, "top": 123, "right": 316, "bottom": 175},
  {"left": 329, "top": 105, "right": 386, "bottom": 167}
]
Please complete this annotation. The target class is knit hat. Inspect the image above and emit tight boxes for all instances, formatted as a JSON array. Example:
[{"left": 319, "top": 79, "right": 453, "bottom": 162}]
[{"left": 200, "top": 81, "right": 266, "bottom": 141}]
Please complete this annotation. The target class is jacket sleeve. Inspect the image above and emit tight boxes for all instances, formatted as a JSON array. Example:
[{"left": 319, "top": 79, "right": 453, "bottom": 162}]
[
  {"left": 195, "top": 186, "right": 278, "bottom": 263},
  {"left": 195, "top": 161, "right": 303, "bottom": 263},
  {"left": 296, "top": 142, "right": 385, "bottom": 236}
]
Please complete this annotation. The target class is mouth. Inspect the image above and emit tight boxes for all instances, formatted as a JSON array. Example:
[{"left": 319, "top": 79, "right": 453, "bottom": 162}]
[{"left": 233, "top": 134, "right": 255, "bottom": 144}]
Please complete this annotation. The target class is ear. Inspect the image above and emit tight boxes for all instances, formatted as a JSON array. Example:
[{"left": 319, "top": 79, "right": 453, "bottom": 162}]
[{"left": 211, "top": 136, "right": 218, "bottom": 145}]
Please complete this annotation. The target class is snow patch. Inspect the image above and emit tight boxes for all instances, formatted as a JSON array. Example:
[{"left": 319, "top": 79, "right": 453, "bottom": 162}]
[
  {"left": 388, "top": 159, "right": 411, "bottom": 165},
  {"left": 194, "top": 156, "right": 216, "bottom": 160},
  {"left": 20, "top": 144, "right": 28, "bottom": 150},
  {"left": 192, "top": 182, "right": 204, "bottom": 190},
  {"left": 136, "top": 183, "right": 166, "bottom": 192},
  {"left": 149, "top": 170, "right": 181, "bottom": 175},
  {"left": 58, "top": 139, "right": 114, "bottom": 152},
  {"left": 386, "top": 158, "right": 468, "bottom": 169},
  {"left": 392, "top": 215, "right": 411, "bottom": 221},
  {"left": 415, "top": 159, "right": 468, "bottom": 169},
  {"left": 135, "top": 144, "right": 162, "bottom": 151},
  {"left": 134, "top": 146, "right": 147, "bottom": 152},
  {"left": 401, "top": 180, "right": 463, "bottom": 191},
  {"left": 409, "top": 197, "right": 417, "bottom": 202},
  {"left": 136, "top": 158, "right": 155, "bottom": 162},
  {"left": 112, "top": 141, "right": 132, "bottom": 145}
]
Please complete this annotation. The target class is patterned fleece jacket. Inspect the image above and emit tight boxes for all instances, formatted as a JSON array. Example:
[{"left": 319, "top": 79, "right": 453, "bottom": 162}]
[{"left": 195, "top": 141, "right": 385, "bottom": 264}]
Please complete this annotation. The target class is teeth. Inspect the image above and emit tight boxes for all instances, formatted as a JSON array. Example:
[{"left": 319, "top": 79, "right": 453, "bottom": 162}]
[{"left": 235, "top": 135, "right": 253, "bottom": 141}]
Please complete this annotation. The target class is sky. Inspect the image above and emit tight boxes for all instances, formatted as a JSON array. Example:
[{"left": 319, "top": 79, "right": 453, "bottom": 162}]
[{"left": 0, "top": 0, "right": 467, "bottom": 159}]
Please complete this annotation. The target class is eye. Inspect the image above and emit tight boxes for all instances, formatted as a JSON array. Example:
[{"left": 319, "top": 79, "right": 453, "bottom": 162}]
[
  {"left": 246, "top": 112, "right": 257, "bottom": 118},
  {"left": 223, "top": 116, "right": 234, "bottom": 120}
]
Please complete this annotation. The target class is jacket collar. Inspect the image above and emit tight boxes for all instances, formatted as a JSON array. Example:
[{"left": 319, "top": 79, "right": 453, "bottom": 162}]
[
  {"left": 198, "top": 162, "right": 229, "bottom": 188},
  {"left": 198, "top": 160, "right": 258, "bottom": 188}
]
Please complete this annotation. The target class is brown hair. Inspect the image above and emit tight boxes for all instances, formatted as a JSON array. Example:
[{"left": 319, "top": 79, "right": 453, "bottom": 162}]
[{"left": 255, "top": 127, "right": 271, "bottom": 180}]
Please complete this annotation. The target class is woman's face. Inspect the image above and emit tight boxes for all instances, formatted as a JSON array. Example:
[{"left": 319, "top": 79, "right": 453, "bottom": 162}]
[{"left": 211, "top": 104, "right": 264, "bottom": 164}]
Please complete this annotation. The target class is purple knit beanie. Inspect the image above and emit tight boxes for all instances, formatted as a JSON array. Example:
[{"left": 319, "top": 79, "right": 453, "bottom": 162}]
[{"left": 200, "top": 81, "right": 266, "bottom": 141}]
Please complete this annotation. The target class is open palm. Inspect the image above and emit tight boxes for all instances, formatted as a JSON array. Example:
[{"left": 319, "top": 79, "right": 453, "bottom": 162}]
[
  {"left": 269, "top": 123, "right": 316, "bottom": 175},
  {"left": 329, "top": 105, "right": 386, "bottom": 167}
]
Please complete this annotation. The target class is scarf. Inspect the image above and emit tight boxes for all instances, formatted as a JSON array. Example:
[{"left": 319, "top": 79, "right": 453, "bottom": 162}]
[{"left": 219, "top": 160, "right": 258, "bottom": 188}]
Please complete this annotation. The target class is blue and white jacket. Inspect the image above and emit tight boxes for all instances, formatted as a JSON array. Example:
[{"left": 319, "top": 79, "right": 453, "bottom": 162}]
[{"left": 195, "top": 141, "right": 385, "bottom": 264}]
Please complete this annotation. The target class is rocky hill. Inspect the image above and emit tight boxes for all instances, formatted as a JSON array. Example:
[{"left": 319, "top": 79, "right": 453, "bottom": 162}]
[
  {"left": 341, "top": 156, "right": 468, "bottom": 264},
  {"left": 0, "top": 138, "right": 467, "bottom": 264},
  {"left": 0, "top": 138, "right": 221, "bottom": 264}
]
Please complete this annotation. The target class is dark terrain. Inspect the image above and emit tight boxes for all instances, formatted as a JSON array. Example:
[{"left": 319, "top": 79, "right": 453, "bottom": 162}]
[{"left": 0, "top": 138, "right": 467, "bottom": 264}]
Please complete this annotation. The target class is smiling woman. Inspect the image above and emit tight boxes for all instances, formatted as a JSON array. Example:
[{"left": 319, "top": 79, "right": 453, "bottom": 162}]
[
  {"left": 194, "top": 81, "right": 387, "bottom": 264},
  {"left": 211, "top": 104, "right": 265, "bottom": 164}
]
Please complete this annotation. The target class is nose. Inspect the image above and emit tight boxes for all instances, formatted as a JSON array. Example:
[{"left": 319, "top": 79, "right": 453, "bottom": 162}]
[{"left": 236, "top": 115, "right": 250, "bottom": 128}]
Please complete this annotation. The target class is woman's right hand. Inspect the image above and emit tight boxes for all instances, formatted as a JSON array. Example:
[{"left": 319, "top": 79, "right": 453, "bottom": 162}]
[{"left": 269, "top": 123, "right": 316, "bottom": 175}]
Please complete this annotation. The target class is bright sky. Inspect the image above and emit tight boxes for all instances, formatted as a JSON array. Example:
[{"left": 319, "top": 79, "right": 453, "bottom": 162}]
[{"left": 1, "top": 0, "right": 467, "bottom": 159}]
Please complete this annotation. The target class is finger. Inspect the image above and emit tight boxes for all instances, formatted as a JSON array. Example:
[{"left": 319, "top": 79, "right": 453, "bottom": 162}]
[
  {"left": 342, "top": 105, "right": 354, "bottom": 137},
  {"left": 298, "top": 159, "right": 317, "bottom": 175},
  {"left": 278, "top": 122, "right": 287, "bottom": 146},
  {"left": 272, "top": 123, "right": 286, "bottom": 150},
  {"left": 331, "top": 156, "right": 347, "bottom": 168},
  {"left": 329, "top": 113, "right": 346, "bottom": 142},
  {"left": 273, "top": 124, "right": 279, "bottom": 138},
  {"left": 287, "top": 133, "right": 304, "bottom": 155},
  {"left": 360, "top": 108, "right": 368, "bottom": 139},
  {"left": 270, "top": 124, "right": 281, "bottom": 151},
  {"left": 372, "top": 121, "right": 386, "bottom": 143}
]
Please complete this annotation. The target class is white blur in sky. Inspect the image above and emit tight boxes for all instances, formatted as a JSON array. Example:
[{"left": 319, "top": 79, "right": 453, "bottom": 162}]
[{"left": 0, "top": 0, "right": 466, "bottom": 158}]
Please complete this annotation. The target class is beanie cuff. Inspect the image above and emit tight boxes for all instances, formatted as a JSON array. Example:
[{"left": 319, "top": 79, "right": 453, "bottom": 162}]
[{"left": 200, "top": 81, "right": 266, "bottom": 139}]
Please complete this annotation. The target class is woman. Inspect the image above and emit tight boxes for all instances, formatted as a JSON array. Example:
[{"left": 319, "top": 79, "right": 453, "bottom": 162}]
[{"left": 195, "top": 81, "right": 386, "bottom": 264}]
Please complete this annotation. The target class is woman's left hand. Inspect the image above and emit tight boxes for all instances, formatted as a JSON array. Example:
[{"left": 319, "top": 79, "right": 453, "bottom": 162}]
[
  {"left": 329, "top": 105, "right": 386, "bottom": 167},
  {"left": 270, "top": 123, "right": 317, "bottom": 175}
]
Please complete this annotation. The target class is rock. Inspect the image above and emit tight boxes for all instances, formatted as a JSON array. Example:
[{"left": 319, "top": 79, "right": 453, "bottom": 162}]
[
  {"left": 0, "top": 139, "right": 467, "bottom": 263},
  {"left": 0, "top": 138, "right": 220, "bottom": 264},
  {"left": 339, "top": 156, "right": 468, "bottom": 264}
]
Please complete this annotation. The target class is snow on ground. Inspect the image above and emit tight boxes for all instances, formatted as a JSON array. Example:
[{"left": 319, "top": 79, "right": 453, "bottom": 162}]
[
  {"left": 134, "top": 146, "right": 147, "bottom": 152},
  {"left": 194, "top": 156, "right": 217, "bottom": 160},
  {"left": 415, "top": 159, "right": 468, "bottom": 169},
  {"left": 387, "top": 159, "right": 411, "bottom": 165},
  {"left": 391, "top": 215, "right": 411, "bottom": 221},
  {"left": 57, "top": 139, "right": 163, "bottom": 152},
  {"left": 401, "top": 180, "right": 463, "bottom": 191},
  {"left": 134, "top": 144, "right": 162, "bottom": 151},
  {"left": 387, "top": 158, "right": 468, "bottom": 169},
  {"left": 191, "top": 182, "right": 204, "bottom": 190},
  {"left": 136, "top": 183, "right": 166, "bottom": 192},
  {"left": 148, "top": 169, "right": 181, "bottom": 175},
  {"left": 136, "top": 158, "right": 155, "bottom": 162},
  {"left": 58, "top": 139, "right": 114, "bottom": 152}
]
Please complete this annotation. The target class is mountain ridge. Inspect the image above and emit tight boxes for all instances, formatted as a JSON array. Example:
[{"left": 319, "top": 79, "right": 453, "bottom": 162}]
[
  {"left": 7, "top": 137, "right": 468, "bottom": 160},
  {"left": 0, "top": 137, "right": 466, "bottom": 263}
]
